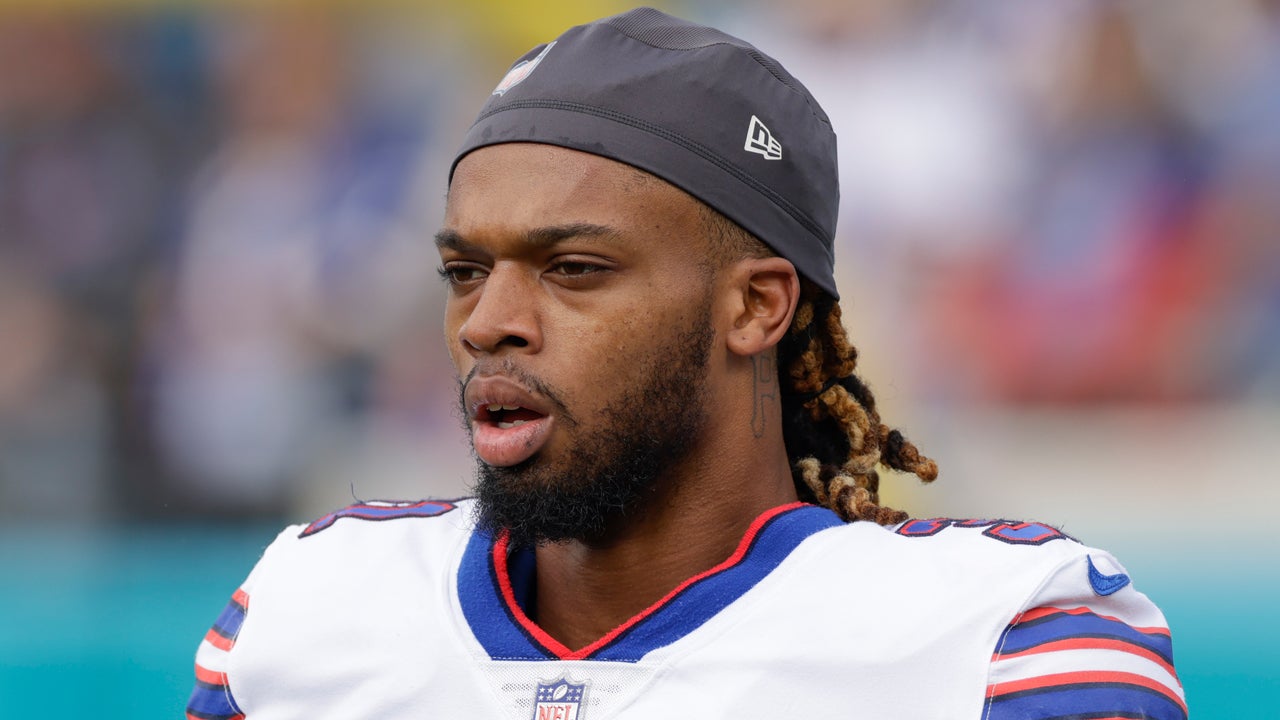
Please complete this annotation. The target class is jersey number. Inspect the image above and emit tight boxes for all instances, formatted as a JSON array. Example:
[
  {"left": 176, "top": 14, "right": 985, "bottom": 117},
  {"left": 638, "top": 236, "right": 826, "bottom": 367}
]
[{"left": 896, "top": 518, "right": 1070, "bottom": 545}]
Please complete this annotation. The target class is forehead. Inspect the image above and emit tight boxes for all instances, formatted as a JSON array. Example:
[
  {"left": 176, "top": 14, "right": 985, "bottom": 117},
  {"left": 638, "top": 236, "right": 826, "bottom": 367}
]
[{"left": 445, "top": 143, "right": 703, "bottom": 241}]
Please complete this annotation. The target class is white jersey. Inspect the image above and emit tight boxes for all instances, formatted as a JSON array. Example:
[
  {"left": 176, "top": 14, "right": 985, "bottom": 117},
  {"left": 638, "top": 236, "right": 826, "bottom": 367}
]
[{"left": 187, "top": 499, "right": 1185, "bottom": 720}]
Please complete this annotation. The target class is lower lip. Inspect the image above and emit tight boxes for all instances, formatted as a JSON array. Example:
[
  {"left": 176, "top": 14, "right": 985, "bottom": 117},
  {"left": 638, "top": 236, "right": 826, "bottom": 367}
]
[{"left": 471, "top": 416, "right": 554, "bottom": 467}]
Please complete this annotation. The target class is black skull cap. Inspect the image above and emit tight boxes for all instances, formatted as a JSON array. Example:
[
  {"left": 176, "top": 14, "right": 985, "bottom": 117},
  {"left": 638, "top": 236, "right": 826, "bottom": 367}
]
[{"left": 451, "top": 7, "right": 841, "bottom": 298}]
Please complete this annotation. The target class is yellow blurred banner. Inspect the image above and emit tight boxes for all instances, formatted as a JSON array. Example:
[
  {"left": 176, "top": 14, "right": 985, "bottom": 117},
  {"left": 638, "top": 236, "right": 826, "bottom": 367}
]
[
  {"left": 463, "top": 0, "right": 644, "bottom": 53},
  {"left": 0, "top": 0, "right": 664, "bottom": 54}
]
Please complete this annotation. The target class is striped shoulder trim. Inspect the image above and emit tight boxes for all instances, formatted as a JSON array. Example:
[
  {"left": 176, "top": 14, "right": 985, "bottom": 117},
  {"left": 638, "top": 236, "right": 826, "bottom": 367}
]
[
  {"left": 999, "top": 606, "right": 1175, "bottom": 666},
  {"left": 985, "top": 605, "right": 1186, "bottom": 720},
  {"left": 187, "top": 589, "right": 249, "bottom": 720}
]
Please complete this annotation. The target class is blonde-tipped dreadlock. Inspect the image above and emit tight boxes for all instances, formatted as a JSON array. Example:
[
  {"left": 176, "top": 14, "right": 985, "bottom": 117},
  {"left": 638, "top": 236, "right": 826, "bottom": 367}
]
[
  {"left": 778, "top": 281, "right": 938, "bottom": 524},
  {"left": 700, "top": 203, "right": 938, "bottom": 524}
]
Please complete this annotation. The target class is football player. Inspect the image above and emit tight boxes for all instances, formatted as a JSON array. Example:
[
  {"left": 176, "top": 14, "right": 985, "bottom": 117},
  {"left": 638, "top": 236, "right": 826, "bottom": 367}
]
[{"left": 188, "top": 8, "right": 1184, "bottom": 719}]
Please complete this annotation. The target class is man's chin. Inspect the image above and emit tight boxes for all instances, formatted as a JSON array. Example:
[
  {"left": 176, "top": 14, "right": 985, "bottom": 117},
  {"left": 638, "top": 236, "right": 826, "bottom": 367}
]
[{"left": 471, "top": 461, "right": 643, "bottom": 546}]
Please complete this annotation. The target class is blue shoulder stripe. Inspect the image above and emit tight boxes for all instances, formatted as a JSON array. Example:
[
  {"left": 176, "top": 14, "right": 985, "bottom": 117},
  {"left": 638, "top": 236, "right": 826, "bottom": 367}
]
[
  {"left": 186, "top": 682, "right": 244, "bottom": 720},
  {"left": 999, "top": 609, "right": 1174, "bottom": 665},
  {"left": 211, "top": 598, "right": 247, "bottom": 641}
]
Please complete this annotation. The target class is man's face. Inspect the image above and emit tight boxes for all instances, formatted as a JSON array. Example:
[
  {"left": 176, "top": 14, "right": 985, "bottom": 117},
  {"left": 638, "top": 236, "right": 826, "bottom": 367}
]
[{"left": 438, "top": 143, "right": 723, "bottom": 545}]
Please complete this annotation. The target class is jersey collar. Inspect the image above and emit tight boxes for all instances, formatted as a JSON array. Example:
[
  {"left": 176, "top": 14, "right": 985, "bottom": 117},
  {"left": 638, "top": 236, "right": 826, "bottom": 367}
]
[{"left": 456, "top": 501, "right": 842, "bottom": 662}]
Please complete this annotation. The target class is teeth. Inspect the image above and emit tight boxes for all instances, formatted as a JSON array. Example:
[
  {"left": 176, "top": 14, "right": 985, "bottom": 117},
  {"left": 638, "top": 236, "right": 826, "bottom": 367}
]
[
  {"left": 497, "top": 420, "right": 528, "bottom": 429},
  {"left": 485, "top": 403, "right": 523, "bottom": 412}
]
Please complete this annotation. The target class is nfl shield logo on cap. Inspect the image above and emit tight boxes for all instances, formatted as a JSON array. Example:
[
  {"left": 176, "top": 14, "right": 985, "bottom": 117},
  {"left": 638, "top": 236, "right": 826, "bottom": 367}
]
[
  {"left": 493, "top": 42, "right": 557, "bottom": 96},
  {"left": 532, "top": 677, "right": 587, "bottom": 720}
]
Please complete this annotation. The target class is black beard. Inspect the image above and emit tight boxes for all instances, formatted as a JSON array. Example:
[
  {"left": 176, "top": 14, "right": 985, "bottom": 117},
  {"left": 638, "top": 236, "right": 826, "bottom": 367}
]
[{"left": 465, "top": 304, "right": 714, "bottom": 547}]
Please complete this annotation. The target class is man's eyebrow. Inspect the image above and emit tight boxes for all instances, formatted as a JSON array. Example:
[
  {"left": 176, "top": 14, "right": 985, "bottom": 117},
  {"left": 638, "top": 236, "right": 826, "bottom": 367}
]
[
  {"left": 434, "top": 228, "right": 470, "bottom": 251},
  {"left": 524, "top": 223, "right": 621, "bottom": 248},
  {"left": 434, "top": 223, "right": 622, "bottom": 251}
]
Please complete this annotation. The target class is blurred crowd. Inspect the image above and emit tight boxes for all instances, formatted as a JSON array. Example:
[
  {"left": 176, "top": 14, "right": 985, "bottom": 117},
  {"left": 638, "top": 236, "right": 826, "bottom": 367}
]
[
  {"left": 744, "top": 0, "right": 1280, "bottom": 405},
  {"left": 1, "top": 0, "right": 1277, "bottom": 523}
]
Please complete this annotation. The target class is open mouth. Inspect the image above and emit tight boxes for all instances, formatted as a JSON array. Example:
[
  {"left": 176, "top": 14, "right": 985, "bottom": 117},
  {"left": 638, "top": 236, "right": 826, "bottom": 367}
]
[
  {"left": 478, "top": 403, "right": 547, "bottom": 429},
  {"left": 464, "top": 374, "right": 559, "bottom": 467}
]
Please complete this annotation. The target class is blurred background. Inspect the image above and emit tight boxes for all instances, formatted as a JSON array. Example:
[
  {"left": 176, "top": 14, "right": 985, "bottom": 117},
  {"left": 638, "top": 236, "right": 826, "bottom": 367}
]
[{"left": 0, "top": 0, "right": 1275, "bottom": 716}]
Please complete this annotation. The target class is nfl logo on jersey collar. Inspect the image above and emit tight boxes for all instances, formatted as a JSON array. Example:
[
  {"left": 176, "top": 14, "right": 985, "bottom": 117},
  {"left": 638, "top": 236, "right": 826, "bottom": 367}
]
[{"left": 533, "top": 677, "right": 587, "bottom": 720}]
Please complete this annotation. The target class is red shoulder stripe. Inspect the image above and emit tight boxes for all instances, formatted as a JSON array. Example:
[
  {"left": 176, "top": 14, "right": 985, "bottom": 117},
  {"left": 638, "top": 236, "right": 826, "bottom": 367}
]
[
  {"left": 203, "top": 626, "right": 235, "bottom": 652},
  {"left": 988, "top": 670, "right": 1187, "bottom": 715},
  {"left": 193, "top": 663, "right": 227, "bottom": 686},
  {"left": 993, "top": 636, "right": 1178, "bottom": 678}
]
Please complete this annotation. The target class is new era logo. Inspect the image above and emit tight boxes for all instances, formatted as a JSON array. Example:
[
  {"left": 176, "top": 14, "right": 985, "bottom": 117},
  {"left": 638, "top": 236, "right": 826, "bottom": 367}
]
[{"left": 744, "top": 115, "right": 782, "bottom": 160}]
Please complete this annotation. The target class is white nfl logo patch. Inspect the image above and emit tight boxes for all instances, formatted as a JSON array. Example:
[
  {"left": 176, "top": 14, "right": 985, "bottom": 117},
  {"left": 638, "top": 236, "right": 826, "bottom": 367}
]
[
  {"left": 532, "top": 677, "right": 587, "bottom": 720},
  {"left": 493, "top": 41, "right": 557, "bottom": 96},
  {"left": 744, "top": 115, "right": 782, "bottom": 160}
]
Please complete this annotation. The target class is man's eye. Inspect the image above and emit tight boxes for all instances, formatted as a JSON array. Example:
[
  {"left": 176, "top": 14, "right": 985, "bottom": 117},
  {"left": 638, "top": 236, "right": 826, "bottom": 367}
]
[
  {"left": 549, "top": 262, "right": 600, "bottom": 277},
  {"left": 437, "top": 265, "right": 486, "bottom": 284}
]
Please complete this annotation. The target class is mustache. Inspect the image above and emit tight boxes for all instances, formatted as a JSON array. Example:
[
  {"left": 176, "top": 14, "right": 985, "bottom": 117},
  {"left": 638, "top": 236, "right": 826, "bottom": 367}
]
[{"left": 458, "top": 359, "right": 579, "bottom": 428}]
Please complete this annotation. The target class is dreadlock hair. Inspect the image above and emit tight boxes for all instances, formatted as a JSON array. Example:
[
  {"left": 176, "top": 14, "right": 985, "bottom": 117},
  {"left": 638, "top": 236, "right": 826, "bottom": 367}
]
[{"left": 700, "top": 204, "right": 939, "bottom": 525}]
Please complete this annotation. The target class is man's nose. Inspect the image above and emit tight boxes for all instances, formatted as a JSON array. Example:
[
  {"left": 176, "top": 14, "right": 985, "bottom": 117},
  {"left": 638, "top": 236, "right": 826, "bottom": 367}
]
[{"left": 457, "top": 265, "right": 542, "bottom": 356}]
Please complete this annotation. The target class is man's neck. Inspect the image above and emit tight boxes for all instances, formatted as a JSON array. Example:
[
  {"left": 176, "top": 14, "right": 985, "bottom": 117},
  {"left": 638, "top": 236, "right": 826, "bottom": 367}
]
[{"left": 530, "top": 452, "right": 798, "bottom": 652}]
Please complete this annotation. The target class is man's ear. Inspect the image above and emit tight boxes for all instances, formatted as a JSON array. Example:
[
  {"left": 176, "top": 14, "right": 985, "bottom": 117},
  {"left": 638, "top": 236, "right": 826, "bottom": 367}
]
[{"left": 723, "top": 257, "right": 800, "bottom": 358}]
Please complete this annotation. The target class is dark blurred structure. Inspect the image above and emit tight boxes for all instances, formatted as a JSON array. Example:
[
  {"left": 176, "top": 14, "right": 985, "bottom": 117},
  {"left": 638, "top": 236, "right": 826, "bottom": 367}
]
[{"left": 1, "top": 0, "right": 1277, "bottom": 526}]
